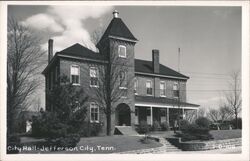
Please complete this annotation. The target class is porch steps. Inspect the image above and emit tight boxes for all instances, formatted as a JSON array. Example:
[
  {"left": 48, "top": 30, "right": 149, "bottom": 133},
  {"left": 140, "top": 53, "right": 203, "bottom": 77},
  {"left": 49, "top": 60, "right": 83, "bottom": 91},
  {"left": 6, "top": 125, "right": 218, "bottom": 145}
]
[{"left": 114, "top": 126, "right": 138, "bottom": 135}]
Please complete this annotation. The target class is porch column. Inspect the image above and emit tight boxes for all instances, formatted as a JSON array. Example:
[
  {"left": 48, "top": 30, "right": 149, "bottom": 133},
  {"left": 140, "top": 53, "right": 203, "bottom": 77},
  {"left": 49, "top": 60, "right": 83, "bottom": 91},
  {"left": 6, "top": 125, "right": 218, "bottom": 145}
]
[
  {"left": 166, "top": 108, "right": 169, "bottom": 124},
  {"left": 150, "top": 106, "right": 153, "bottom": 125},
  {"left": 196, "top": 109, "right": 198, "bottom": 119},
  {"left": 182, "top": 108, "right": 185, "bottom": 119}
]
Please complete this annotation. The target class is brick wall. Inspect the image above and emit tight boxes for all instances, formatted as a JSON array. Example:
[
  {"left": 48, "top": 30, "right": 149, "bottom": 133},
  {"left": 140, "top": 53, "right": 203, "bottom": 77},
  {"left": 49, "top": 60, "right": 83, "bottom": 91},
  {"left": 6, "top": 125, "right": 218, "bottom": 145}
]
[{"left": 135, "top": 75, "right": 187, "bottom": 102}]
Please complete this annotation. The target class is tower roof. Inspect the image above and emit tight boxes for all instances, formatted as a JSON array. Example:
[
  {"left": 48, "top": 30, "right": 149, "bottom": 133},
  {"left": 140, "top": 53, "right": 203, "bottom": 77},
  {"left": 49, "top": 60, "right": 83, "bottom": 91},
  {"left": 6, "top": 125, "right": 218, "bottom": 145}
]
[{"left": 98, "top": 17, "right": 138, "bottom": 44}]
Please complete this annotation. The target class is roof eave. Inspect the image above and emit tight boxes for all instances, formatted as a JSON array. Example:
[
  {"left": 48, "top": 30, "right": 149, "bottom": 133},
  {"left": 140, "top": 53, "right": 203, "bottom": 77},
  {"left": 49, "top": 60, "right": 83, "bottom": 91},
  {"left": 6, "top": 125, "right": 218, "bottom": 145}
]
[{"left": 135, "top": 71, "right": 189, "bottom": 80}]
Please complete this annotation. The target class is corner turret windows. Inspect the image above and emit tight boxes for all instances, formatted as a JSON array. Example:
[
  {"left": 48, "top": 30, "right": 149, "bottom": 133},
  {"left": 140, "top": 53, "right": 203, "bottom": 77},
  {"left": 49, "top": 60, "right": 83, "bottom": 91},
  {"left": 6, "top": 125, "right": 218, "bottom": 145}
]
[{"left": 118, "top": 45, "right": 126, "bottom": 58}]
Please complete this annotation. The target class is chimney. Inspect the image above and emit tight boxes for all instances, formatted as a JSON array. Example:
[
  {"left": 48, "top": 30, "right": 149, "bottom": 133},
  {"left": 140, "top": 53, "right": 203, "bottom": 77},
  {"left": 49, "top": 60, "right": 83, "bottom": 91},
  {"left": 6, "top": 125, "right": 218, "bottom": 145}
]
[
  {"left": 113, "top": 10, "right": 119, "bottom": 18},
  {"left": 152, "top": 49, "right": 159, "bottom": 73},
  {"left": 48, "top": 39, "right": 53, "bottom": 63}
]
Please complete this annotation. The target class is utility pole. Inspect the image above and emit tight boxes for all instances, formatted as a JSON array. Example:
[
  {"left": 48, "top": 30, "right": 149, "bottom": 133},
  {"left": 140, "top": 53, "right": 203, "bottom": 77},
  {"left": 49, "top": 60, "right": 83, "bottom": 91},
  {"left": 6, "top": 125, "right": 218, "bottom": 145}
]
[{"left": 177, "top": 47, "right": 181, "bottom": 130}]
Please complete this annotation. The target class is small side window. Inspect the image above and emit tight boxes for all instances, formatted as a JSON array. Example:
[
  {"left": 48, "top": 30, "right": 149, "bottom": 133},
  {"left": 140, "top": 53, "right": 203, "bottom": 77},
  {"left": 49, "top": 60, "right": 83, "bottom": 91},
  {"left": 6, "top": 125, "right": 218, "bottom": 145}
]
[{"left": 118, "top": 45, "right": 126, "bottom": 58}]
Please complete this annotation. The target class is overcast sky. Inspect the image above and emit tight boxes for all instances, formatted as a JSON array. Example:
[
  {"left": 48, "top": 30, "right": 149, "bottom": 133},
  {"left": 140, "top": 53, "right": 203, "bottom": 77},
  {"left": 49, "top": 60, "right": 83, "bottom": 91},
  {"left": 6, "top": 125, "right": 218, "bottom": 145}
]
[{"left": 8, "top": 5, "right": 242, "bottom": 112}]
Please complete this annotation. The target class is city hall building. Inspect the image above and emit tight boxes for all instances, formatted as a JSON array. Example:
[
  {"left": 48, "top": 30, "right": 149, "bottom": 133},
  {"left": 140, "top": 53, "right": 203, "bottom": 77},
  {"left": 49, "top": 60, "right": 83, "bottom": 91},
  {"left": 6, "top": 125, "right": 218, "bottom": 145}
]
[{"left": 42, "top": 10, "right": 199, "bottom": 135}]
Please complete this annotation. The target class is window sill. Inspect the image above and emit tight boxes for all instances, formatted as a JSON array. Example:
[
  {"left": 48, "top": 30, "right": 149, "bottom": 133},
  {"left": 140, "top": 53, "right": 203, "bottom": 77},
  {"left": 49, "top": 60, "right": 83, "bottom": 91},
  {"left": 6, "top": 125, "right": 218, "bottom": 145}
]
[
  {"left": 90, "top": 120, "right": 99, "bottom": 123},
  {"left": 119, "top": 86, "right": 127, "bottom": 89},
  {"left": 90, "top": 85, "right": 99, "bottom": 88},
  {"left": 72, "top": 83, "right": 80, "bottom": 86},
  {"left": 160, "top": 95, "right": 166, "bottom": 97},
  {"left": 146, "top": 94, "right": 153, "bottom": 96},
  {"left": 119, "top": 55, "right": 127, "bottom": 58}
]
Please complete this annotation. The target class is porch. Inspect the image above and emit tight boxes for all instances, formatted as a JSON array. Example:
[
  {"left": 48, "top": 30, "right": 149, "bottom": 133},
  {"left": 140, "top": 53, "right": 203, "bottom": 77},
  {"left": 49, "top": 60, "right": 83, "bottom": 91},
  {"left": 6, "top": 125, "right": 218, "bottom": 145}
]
[{"left": 135, "top": 96, "right": 199, "bottom": 128}]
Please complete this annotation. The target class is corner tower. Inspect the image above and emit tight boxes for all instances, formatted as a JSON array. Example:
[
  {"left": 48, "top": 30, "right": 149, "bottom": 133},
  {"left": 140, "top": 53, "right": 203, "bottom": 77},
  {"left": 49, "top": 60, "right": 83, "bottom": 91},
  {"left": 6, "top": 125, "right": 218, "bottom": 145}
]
[{"left": 97, "top": 10, "right": 138, "bottom": 132}]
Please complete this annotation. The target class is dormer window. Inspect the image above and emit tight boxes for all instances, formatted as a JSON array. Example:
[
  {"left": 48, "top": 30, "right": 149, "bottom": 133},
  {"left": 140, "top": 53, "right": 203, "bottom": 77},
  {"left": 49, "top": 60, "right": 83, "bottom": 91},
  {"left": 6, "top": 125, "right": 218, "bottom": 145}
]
[{"left": 118, "top": 45, "right": 126, "bottom": 58}]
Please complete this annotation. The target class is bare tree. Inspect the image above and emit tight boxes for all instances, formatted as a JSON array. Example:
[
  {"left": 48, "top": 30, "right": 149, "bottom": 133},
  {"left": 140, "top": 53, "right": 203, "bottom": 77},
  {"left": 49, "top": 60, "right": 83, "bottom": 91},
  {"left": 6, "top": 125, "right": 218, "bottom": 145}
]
[
  {"left": 219, "top": 104, "right": 233, "bottom": 122},
  {"left": 87, "top": 53, "right": 134, "bottom": 135},
  {"left": 207, "top": 108, "right": 220, "bottom": 122},
  {"left": 7, "top": 17, "right": 45, "bottom": 134},
  {"left": 225, "top": 71, "right": 241, "bottom": 129},
  {"left": 90, "top": 26, "right": 105, "bottom": 46}
]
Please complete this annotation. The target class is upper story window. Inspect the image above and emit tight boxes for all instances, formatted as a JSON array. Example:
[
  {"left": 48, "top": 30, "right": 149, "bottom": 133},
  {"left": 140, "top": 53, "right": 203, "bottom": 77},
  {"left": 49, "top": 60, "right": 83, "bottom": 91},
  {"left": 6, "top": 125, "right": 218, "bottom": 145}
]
[
  {"left": 119, "top": 71, "right": 127, "bottom": 88},
  {"left": 160, "top": 81, "right": 166, "bottom": 97},
  {"left": 134, "top": 78, "right": 138, "bottom": 95},
  {"left": 173, "top": 83, "right": 179, "bottom": 98},
  {"left": 146, "top": 80, "right": 153, "bottom": 95},
  {"left": 70, "top": 65, "right": 80, "bottom": 85},
  {"left": 118, "top": 45, "right": 126, "bottom": 58},
  {"left": 90, "top": 67, "right": 98, "bottom": 87},
  {"left": 90, "top": 102, "right": 99, "bottom": 122}
]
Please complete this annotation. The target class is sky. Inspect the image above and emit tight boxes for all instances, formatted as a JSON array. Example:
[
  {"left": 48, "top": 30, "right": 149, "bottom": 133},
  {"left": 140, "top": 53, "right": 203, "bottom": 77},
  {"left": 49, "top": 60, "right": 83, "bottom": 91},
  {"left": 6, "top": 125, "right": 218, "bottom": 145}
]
[{"left": 8, "top": 5, "right": 242, "bottom": 112}]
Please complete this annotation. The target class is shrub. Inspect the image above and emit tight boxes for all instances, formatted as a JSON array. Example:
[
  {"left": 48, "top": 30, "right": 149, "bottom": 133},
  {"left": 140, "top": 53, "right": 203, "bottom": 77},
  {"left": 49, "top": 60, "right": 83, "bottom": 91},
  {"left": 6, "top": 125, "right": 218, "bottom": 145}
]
[
  {"left": 230, "top": 118, "right": 242, "bottom": 129},
  {"left": 90, "top": 122, "right": 102, "bottom": 136},
  {"left": 48, "top": 134, "right": 80, "bottom": 148},
  {"left": 152, "top": 121, "right": 161, "bottom": 131},
  {"left": 136, "top": 121, "right": 149, "bottom": 134},
  {"left": 160, "top": 121, "right": 170, "bottom": 131},
  {"left": 195, "top": 117, "right": 211, "bottom": 128},
  {"left": 180, "top": 123, "right": 213, "bottom": 141},
  {"left": 179, "top": 119, "right": 190, "bottom": 131}
]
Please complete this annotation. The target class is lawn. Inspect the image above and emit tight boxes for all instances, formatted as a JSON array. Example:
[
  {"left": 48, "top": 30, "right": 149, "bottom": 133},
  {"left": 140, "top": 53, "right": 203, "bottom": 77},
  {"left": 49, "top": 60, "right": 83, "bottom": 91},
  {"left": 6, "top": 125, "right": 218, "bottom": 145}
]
[
  {"left": 209, "top": 129, "right": 242, "bottom": 140},
  {"left": 18, "top": 135, "right": 162, "bottom": 154}
]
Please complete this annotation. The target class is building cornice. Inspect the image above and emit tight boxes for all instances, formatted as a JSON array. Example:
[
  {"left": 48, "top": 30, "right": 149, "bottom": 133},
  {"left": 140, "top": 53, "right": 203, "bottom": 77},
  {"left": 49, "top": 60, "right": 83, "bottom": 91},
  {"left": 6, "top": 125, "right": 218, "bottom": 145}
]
[{"left": 108, "top": 35, "right": 138, "bottom": 43}]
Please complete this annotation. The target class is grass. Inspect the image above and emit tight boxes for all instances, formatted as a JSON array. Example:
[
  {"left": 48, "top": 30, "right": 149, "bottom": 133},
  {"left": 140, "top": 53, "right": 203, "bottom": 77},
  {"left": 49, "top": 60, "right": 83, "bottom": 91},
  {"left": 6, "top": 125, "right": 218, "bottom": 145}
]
[
  {"left": 209, "top": 129, "right": 242, "bottom": 140},
  {"left": 18, "top": 135, "right": 162, "bottom": 154}
]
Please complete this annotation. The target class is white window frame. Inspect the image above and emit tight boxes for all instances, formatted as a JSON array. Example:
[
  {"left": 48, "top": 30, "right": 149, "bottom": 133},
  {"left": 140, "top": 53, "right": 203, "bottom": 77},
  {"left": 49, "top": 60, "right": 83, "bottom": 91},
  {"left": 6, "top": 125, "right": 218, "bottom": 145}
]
[
  {"left": 90, "top": 102, "right": 99, "bottom": 123},
  {"left": 119, "top": 71, "right": 127, "bottom": 89},
  {"left": 134, "top": 78, "right": 138, "bottom": 95},
  {"left": 146, "top": 80, "right": 153, "bottom": 96},
  {"left": 160, "top": 81, "right": 166, "bottom": 97},
  {"left": 173, "top": 82, "right": 179, "bottom": 98},
  {"left": 118, "top": 45, "right": 126, "bottom": 58},
  {"left": 70, "top": 65, "right": 80, "bottom": 86},
  {"left": 89, "top": 67, "right": 99, "bottom": 88}
]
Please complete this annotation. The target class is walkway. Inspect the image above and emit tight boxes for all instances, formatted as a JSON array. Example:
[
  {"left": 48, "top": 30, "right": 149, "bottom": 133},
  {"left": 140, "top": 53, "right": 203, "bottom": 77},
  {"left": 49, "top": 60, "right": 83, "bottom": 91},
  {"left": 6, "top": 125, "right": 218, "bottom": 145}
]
[{"left": 119, "top": 135, "right": 181, "bottom": 154}]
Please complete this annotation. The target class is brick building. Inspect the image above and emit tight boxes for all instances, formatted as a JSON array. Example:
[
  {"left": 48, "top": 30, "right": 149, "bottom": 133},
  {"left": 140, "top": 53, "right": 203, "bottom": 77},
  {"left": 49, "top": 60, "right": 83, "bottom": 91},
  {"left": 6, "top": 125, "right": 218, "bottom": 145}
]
[{"left": 42, "top": 10, "right": 199, "bottom": 135}]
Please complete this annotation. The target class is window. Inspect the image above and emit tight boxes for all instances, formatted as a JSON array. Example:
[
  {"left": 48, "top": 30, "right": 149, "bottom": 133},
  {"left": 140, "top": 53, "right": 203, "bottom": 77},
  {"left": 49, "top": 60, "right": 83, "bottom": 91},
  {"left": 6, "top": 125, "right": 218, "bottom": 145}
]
[
  {"left": 160, "top": 109, "right": 166, "bottom": 117},
  {"left": 134, "top": 78, "right": 138, "bottom": 94},
  {"left": 120, "top": 88, "right": 127, "bottom": 98},
  {"left": 160, "top": 81, "right": 166, "bottom": 97},
  {"left": 90, "top": 103, "right": 99, "bottom": 122},
  {"left": 135, "top": 107, "right": 138, "bottom": 116},
  {"left": 118, "top": 45, "right": 126, "bottom": 58},
  {"left": 146, "top": 108, "right": 151, "bottom": 116},
  {"left": 90, "top": 67, "right": 98, "bottom": 87},
  {"left": 71, "top": 65, "right": 80, "bottom": 85},
  {"left": 146, "top": 80, "right": 153, "bottom": 95},
  {"left": 119, "top": 71, "right": 127, "bottom": 88},
  {"left": 173, "top": 83, "right": 179, "bottom": 97}
]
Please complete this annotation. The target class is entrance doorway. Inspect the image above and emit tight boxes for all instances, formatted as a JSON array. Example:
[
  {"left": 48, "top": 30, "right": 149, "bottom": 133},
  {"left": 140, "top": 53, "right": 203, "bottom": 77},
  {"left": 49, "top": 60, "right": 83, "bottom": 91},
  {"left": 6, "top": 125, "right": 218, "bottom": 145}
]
[{"left": 116, "top": 103, "right": 131, "bottom": 126}]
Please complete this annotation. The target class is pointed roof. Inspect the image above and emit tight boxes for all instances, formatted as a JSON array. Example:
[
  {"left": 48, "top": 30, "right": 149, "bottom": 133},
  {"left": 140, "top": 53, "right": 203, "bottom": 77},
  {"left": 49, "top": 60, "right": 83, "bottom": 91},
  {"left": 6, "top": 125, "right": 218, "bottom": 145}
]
[{"left": 98, "top": 17, "right": 138, "bottom": 44}]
